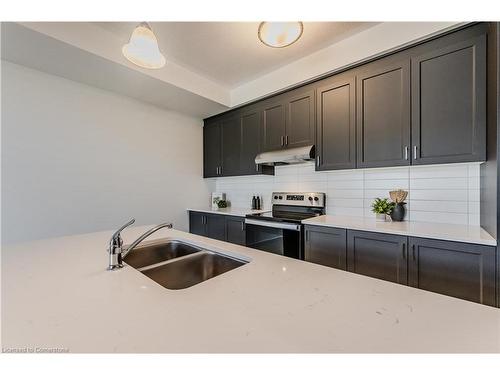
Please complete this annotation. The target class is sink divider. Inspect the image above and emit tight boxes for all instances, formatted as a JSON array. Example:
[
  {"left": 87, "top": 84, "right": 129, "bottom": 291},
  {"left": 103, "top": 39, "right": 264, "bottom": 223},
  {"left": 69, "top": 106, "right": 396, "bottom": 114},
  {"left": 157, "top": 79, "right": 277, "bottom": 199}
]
[{"left": 136, "top": 251, "right": 206, "bottom": 272}]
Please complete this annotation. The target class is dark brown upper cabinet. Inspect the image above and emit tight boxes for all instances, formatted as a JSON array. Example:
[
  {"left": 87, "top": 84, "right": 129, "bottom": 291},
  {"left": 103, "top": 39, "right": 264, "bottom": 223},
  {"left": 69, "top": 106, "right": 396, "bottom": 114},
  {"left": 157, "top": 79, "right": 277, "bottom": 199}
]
[
  {"left": 262, "top": 100, "right": 286, "bottom": 151},
  {"left": 262, "top": 88, "right": 315, "bottom": 152},
  {"left": 347, "top": 230, "right": 408, "bottom": 285},
  {"left": 315, "top": 73, "right": 356, "bottom": 171},
  {"left": 203, "top": 107, "right": 274, "bottom": 178},
  {"left": 240, "top": 106, "right": 264, "bottom": 175},
  {"left": 203, "top": 119, "right": 222, "bottom": 178},
  {"left": 285, "top": 89, "right": 315, "bottom": 148},
  {"left": 411, "top": 32, "right": 487, "bottom": 165},
  {"left": 221, "top": 115, "right": 241, "bottom": 177},
  {"left": 356, "top": 55, "right": 411, "bottom": 168},
  {"left": 408, "top": 237, "right": 496, "bottom": 306},
  {"left": 204, "top": 23, "right": 489, "bottom": 176}
]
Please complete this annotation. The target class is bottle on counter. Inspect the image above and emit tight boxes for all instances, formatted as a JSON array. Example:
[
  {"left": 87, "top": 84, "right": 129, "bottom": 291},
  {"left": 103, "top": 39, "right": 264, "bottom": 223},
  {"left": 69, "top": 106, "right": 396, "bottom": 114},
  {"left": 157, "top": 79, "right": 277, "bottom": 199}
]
[
  {"left": 252, "top": 196, "right": 257, "bottom": 210},
  {"left": 256, "top": 196, "right": 261, "bottom": 210}
]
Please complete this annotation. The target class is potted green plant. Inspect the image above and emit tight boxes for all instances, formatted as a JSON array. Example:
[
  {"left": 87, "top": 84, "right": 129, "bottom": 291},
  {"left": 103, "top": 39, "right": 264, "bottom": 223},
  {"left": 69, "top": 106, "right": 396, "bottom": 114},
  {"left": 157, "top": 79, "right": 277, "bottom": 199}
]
[
  {"left": 212, "top": 197, "right": 228, "bottom": 210},
  {"left": 371, "top": 198, "right": 395, "bottom": 222}
]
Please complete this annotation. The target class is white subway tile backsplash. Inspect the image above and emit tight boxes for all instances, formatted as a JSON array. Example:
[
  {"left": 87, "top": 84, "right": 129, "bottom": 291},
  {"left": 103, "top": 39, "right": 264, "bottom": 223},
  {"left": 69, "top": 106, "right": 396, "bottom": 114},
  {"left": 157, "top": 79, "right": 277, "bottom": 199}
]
[
  {"left": 213, "top": 162, "right": 482, "bottom": 225},
  {"left": 411, "top": 200, "right": 467, "bottom": 214},
  {"left": 410, "top": 163, "right": 468, "bottom": 178},
  {"left": 411, "top": 211, "right": 469, "bottom": 225},
  {"left": 469, "top": 214, "right": 480, "bottom": 225},
  {"left": 364, "top": 179, "right": 409, "bottom": 190},
  {"left": 328, "top": 198, "right": 364, "bottom": 208},
  {"left": 364, "top": 167, "right": 409, "bottom": 180},
  {"left": 328, "top": 189, "right": 364, "bottom": 199},
  {"left": 410, "top": 189, "right": 468, "bottom": 201},
  {"left": 327, "top": 179, "right": 364, "bottom": 189},
  {"left": 410, "top": 177, "right": 468, "bottom": 190}
]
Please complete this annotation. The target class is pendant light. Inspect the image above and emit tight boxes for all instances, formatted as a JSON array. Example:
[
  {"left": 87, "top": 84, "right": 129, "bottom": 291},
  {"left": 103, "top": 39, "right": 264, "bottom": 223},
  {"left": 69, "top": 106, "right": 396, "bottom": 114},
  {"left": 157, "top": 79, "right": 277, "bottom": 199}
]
[
  {"left": 122, "top": 22, "right": 166, "bottom": 69},
  {"left": 258, "top": 22, "right": 304, "bottom": 48}
]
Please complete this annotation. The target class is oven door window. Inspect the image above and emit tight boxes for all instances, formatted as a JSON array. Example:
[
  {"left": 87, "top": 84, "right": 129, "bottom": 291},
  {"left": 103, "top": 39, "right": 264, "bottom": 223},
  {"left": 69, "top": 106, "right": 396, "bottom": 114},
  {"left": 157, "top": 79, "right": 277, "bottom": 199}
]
[{"left": 245, "top": 223, "right": 300, "bottom": 259}]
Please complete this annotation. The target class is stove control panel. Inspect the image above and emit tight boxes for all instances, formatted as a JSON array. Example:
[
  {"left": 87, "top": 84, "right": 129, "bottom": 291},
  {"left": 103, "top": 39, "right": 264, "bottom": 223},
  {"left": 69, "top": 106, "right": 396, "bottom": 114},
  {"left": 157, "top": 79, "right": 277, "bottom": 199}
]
[{"left": 271, "top": 192, "right": 325, "bottom": 208}]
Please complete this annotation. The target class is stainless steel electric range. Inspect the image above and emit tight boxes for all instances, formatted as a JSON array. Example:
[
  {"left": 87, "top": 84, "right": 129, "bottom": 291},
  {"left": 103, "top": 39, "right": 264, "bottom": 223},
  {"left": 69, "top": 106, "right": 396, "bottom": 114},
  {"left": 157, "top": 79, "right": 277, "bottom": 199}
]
[{"left": 245, "top": 192, "right": 326, "bottom": 259}]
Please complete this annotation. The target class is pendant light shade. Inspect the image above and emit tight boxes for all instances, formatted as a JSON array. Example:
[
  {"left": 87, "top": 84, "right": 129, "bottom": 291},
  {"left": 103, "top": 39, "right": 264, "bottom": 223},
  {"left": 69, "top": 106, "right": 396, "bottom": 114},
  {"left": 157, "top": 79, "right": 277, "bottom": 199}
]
[
  {"left": 258, "top": 22, "right": 304, "bottom": 48},
  {"left": 122, "top": 22, "right": 166, "bottom": 69}
]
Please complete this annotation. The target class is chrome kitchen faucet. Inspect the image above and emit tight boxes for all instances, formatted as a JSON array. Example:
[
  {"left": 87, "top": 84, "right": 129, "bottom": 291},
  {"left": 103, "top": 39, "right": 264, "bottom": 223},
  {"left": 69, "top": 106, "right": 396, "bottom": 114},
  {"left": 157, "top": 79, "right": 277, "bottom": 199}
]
[{"left": 107, "top": 218, "right": 173, "bottom": 270}]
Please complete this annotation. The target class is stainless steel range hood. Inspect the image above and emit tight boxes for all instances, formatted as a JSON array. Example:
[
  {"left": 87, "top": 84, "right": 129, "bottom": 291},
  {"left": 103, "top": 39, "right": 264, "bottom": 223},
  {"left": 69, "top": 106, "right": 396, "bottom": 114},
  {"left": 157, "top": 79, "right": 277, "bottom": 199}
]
[{"left": 255, "top": 145, "right": 315, "bottom": 166}]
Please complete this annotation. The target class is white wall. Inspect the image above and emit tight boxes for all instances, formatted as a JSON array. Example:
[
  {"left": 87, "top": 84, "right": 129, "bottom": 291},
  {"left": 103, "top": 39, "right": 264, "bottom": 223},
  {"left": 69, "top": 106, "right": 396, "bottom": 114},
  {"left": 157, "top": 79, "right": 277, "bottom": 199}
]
[
  {"left": 214, "top": 162, "right": 481, "bottom": 226},
  {"left": 1, "top": 61, "right": 213, "bottom": 244}
]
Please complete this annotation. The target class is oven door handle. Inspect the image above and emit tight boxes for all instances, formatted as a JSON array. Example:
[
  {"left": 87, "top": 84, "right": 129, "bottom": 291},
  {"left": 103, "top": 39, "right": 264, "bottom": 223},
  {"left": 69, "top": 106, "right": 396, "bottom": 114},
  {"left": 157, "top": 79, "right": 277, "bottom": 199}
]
[{"left": 244, "top": 218, "right": 301, "bottom": 231}]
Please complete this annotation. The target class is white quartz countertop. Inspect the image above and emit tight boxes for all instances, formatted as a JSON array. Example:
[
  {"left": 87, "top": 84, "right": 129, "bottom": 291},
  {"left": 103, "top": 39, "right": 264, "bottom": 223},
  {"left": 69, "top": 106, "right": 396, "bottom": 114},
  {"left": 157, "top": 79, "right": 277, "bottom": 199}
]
[
  {"left": 187, "top": 207, "right": 268, "bottom": 217},
  {"left": 3, "top": 226, "right": 500, "bottom": 353},
  {"left": 302, "top": 215, "right": 497, "bottom": 246}
]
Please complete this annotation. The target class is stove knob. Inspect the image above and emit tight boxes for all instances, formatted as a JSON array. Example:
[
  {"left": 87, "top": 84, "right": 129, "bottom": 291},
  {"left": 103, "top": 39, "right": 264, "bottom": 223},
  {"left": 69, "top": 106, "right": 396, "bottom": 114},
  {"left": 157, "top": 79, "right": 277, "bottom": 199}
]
[
  {"left": 274, "top": 195, "right": 278, "bottom": 200},
  {"left": 314, "top": 197, "right": 319, "bottom": 201},
  {"left": 279, "top": 196, "right": 283, "bottom": 200},
  {"left": 308, "top": 196, "right": 313, "bottom": 202}
]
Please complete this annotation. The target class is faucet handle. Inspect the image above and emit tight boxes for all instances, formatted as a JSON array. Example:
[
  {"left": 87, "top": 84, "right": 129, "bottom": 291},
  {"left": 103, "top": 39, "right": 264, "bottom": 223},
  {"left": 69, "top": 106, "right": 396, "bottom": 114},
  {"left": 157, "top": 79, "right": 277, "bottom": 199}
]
[
  {"left": 108, "top": 218, "right": 135, "bottom": 253},
  {"left": 111, "top": 218, "right": 136, "bottom": 239}
]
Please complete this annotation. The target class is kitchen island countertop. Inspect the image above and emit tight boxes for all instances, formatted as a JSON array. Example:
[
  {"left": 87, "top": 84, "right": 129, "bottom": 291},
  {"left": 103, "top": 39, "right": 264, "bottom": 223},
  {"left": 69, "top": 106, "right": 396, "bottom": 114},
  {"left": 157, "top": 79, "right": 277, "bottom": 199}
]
[{"left": 3, "top": 226, "right": 500, "bottom": 353}]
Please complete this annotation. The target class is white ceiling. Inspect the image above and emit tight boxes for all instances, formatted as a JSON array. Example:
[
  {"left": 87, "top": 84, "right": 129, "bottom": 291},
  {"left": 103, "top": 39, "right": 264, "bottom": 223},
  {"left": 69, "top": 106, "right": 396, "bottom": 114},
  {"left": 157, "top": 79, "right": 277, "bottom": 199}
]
[
  {"left": 93, "top": 22, "right": 378, "bottom": 88},
  {"left": 3, "top": 22, "right": 461, "bottom": 117}
]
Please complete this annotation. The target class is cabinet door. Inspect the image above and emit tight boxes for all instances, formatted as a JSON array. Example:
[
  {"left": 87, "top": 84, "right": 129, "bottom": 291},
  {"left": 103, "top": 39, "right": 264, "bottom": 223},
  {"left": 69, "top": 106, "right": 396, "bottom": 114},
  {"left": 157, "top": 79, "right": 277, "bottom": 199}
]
[
  {"left": 221, "top": 116, "right": 241, "bottom": 176},
  {"left": 189, "top": 212, "right": 206, "bottom": 236},
  {"left": 356, "top": 57, "right": 410, "bottom": 168},
  {"left": 408, "top": 237, "right": 496, "bottom": 306},
  {"left": 316, "top": 74, "right": 356, "bottom": 170},
  {"left": 262, "top": 100, "right": 286, "bottom": 151},
  {"left": 205, "top": 214, "right": 226, "bottom": 241},
  {"left": 225, "top": 216, "right": 246, "bottom": 246},
  {"left": 240, "top": 107, "right": 262, "bottom": 175},
  {"left": 285, "top": 89, "right": 315, "bottom": 148},
  {"left": 411, "top": 34, "right": 486, "bottom": 164},
  {"left": 347, "top": 230, "right": 408, "bottom": 285},
  {"left": 304, "top": 226, "right": 347, "bottom": 270},
  {"left": 203, "top": 121, "right": 222, "bottom": 178}
]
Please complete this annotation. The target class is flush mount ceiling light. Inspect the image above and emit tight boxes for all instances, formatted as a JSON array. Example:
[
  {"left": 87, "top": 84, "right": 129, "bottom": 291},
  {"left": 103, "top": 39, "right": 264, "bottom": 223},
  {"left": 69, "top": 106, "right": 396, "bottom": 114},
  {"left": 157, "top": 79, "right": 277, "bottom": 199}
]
[
  {"left": 258, "top": 22, "right": 304, "bottom": 48},
  {"left": 122, "top": 22, "right": 166, "bottom": 69}
]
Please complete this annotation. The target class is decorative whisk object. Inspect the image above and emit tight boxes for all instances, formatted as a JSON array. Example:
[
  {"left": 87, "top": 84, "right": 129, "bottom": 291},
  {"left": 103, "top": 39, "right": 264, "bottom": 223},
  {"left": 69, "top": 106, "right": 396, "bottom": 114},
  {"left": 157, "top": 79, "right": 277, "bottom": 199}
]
[
  {"left": 389, "top": 189, "right": 408, "bottom": 222},
  {"left": 389, "top": 189, "right": 408, "bottom": 204}
]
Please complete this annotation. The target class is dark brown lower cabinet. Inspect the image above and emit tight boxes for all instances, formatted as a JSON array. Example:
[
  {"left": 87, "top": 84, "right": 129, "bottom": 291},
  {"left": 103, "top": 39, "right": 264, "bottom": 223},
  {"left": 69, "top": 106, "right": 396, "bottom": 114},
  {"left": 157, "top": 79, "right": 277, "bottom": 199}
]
[
  {"left": 304, "top": 225, "right": 347, "bottom": 270},
  {"left": 189, "top": 211, "right": 206, "bottom": 236},
  {"left": 408, "top": 237, "right": 496, "bottom": 306},
  {"left": 347, "top": 230, "right": 408, "bottom": 285},
  {"left": 304, "top": 225, "right": 498, "bottom": 306},
  {"left": 225, "top": 216, "right": 246, "bottom": 245},
  {"left": 189, "top": 211, "right": 246, "bottom": 245},
  {"left": 188, "top": 211, "right": 225, "bottom": 240},
  {"left": 206, "top": 214, "right": 226, "bottom": 241}
]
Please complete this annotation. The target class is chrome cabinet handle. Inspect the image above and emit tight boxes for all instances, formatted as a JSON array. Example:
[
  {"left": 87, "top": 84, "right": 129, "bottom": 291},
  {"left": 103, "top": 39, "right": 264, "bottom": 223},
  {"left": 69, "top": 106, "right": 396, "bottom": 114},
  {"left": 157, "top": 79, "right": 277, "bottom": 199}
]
[
  {"left": 412, "top": 244, "right": 416, "bottom": 261},
  {"left": 241, "top": 221, "right": 245, "bottom": 231},
  {"left": 280, "top": 136, "right": 284, "bottom": 147},
  {"left": 402, "top": 243, "right": 406, "bottom": 259},
  {"left": 285, "top": 135, "right": 289, "bottom": 146},
  {"left": 316, "top": 156, "right": 320, "bottom": 168},
  {"left": 413, "top": 146, "right": 418, "bottom": 160},
  {"left": 256, "top": 164, "right": 259, "bottom": 172},
  {"left": 404, "top": 146, "right": 409, "bottom": 160}
]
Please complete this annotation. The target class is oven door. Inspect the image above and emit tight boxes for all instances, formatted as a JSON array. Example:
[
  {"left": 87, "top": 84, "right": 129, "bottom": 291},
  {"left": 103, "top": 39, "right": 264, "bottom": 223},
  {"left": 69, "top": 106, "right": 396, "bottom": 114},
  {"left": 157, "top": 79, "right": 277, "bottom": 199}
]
[{"left": 244, "top": 218, "right": 302, "bottom": 259}]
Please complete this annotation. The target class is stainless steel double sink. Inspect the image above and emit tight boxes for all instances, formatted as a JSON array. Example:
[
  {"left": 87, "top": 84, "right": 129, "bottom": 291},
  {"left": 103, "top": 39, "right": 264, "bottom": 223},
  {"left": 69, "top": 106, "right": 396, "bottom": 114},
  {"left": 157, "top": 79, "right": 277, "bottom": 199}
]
[{"left": 124, "top": 239, "right": 248, "bottom": 289}]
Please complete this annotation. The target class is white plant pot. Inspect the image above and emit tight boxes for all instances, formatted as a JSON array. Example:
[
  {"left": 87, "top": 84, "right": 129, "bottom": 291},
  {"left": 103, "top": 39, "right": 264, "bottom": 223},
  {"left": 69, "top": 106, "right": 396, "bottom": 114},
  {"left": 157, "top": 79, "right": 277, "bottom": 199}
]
[{"left": 375, "top": 213, "right": 387, "bottom": 222}]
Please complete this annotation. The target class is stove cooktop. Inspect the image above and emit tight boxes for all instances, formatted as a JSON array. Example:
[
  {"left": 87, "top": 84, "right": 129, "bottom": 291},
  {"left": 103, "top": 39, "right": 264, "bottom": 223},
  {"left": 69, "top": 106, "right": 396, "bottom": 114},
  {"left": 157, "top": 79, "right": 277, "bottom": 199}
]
[{"left": 246, "top": 210, "right": 322, "bottom": 224}]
